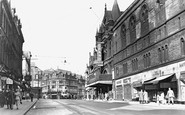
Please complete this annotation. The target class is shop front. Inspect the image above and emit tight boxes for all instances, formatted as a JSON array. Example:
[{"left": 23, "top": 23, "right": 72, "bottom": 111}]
[
  {"left": 86, "top": 74, "right": 112, "bottom": 100},
  {"left": 115, "top": 79, "right": 123, "bottom": 100},
  {"left": 123, "top": 77, "right": 132, "bottom": 101},
  {"left": 144, "top": 73, "right": 177, "bottom": 102}
]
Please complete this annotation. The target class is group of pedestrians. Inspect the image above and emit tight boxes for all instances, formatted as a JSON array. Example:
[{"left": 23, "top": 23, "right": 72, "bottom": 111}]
[
  {"left": 138, "top": 88, "right": 175, "bottom": 105},
  {"left": 0, "top": 88, "right": 22, "bottom": 110},
  {"left": 138, "top": 90, "right": 148, "bottom": 104},
  {"left": 157, "top": 88, "right": 175, "bottom": 105}
]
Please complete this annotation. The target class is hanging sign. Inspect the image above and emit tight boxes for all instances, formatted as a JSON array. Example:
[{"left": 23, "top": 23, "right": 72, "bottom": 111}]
[{"left": 6, "top": 78, "right": 13, "bottom": 84}]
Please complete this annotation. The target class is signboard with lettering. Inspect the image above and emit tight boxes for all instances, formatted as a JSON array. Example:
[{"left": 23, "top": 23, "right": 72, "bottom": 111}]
[
  {"left": 123, "top": 78, "right": 131, "bottom": 84},
  {"left": 115, "top": 79, "right": 122, "bottom": 86},
  {"left": 6, "top": 78, "right": 13, "bottom": 84}
]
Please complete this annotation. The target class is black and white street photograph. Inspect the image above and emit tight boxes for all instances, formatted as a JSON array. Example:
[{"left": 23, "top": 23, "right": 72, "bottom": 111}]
[{"left": 0, "top": 0, "right": 185, "bottom": 115}]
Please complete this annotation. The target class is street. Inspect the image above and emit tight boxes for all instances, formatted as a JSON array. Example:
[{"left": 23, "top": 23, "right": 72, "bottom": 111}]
[{"left": 26, "top": 99, "right": 185, "bottom": 115}]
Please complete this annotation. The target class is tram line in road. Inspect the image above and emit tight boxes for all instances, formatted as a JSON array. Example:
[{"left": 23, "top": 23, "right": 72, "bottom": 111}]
[{"left": 54, "top": 100, "right": 112, "bottom": 115}]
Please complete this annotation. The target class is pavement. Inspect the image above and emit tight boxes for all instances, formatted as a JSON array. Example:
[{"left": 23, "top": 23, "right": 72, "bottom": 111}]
[
  {"left": 0, "top": 98, "right": 38, "bottom": 115},
  {"left": 88, "top": 99, "right": 185, "bottom": 110}
]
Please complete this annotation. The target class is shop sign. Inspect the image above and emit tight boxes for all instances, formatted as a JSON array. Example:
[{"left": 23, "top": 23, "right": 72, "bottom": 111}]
[
  {"left": 179, "top": 61, "right": 185, "bottom": 70},
  {"left": 123, "top": 78, "right": 131, "bottom": 84},
  {"left": 115, "top": 79, "right": 122, "bottom": 86},
  {"left": 152, "top": 69, "right": 161, "bottom": 78},
  {"left": 145, "top": 84, "right": 157, "bottom": 90},
  {"left": 6, "top": 78, "right": 13, "bottom": 84}
]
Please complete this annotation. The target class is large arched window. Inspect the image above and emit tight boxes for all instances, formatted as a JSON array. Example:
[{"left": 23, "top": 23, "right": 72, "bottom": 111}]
[
  {"left": 129, "top": 15, "right": 136, "bottom": 43},
  {"left": 140, "top": 4, "right": 149, "bottom": 37},
  {"left": 121, "top": 24, "right": 126, "bottom": 48}
]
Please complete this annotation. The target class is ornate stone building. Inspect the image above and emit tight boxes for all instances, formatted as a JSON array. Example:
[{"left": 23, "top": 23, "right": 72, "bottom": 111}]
[
  {"left": 86, "top": 0, "right": 122, "bottom": 100},
  {"left": 87, "top": 0, "right": 185, "bottom": 102},
  {"left": 41, "top": 69, "right": 85, "bottom": 99},
  {"left": 0, "top": 0, "right": 24, "bottom": 90}
]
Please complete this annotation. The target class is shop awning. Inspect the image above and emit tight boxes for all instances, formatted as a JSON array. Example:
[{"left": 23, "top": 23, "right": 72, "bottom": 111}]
[
  {"left": 86, "top": 81, "right": 112, "bottom": 87},
  {"left": 144, "top": 74, "right": 174, "bottom": 84}
]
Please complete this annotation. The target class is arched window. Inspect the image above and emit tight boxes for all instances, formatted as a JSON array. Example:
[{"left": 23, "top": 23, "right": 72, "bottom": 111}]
[
  {"left": 164, "top": 45, "right": 168, "bottom": 61},
  {"left": 136, "top": 58, "right": 138, "bottom": 70},
  {"left": 143, "top": 55, "right": 146, "bottom": 68},
  {"left": 158, "top": 48, "right": 162, "bottom": 63},
  {"left": 121, "top": 24, "right": 126, "bottom": 48},
  {"left": 148, "top": 53, "right": 151, "bottom": 66},
  {"left": 140, "top": 4, "right": 149, "bottom": 37},
  {"left": 140, "top": 4, "right": 148, "bottom": 22},
  {"left": 103, "top": 69, "right": 107, "bottom": 74},
  {"left": 129, "top": 15, "right": 136, "bottom": 43},
  {"left": 181, "top": 38, "right": 185, "bottom": 55},
  {"left": 161, "top": 46, "right": 165, "bottom": 62}
]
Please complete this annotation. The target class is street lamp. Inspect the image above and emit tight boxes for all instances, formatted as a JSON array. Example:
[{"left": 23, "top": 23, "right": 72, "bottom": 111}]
[
  {"left": 34, "top": 66, "right": 42, "bottom": 100},
  {"left": 37, "top": 70, "right": 42, "bottom": 100}
]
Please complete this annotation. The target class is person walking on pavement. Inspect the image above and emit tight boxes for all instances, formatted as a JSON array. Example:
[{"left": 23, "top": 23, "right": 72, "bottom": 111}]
[
  {"left": 167, "top": 88, "right": 175, "bottom": 105},
  {"left": 15, "top": 88, "right": 21, "bottom": 109},
  {"left": 139, "top": 89, "right": 144, "bottom": 104},
  {"left": 143, "top": 90, "right": 148, "bottom": 104},
  {"left": 0, "top": 89, "right": 6, "bottom": 107},
  {"left": 6, "top": 89, "right": 14, "bottom": 110},
  {"left": 30, "top": 92, "right": 34, "bottom": 102}
]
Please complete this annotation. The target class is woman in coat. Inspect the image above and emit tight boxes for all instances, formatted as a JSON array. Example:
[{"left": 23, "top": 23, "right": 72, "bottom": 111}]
[{"left": 14, "top": 89, "right": 21, "bottom": 109}]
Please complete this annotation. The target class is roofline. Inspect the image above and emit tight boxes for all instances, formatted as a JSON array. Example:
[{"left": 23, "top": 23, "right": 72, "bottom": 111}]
[{"left": 112, "top": 0, "right": 143, "bottom": 31}]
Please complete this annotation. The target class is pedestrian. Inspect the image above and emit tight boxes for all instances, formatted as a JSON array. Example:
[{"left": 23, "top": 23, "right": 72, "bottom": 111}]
[
  {"left": 143, "top": 90, "right": 148, "bottom": 104},
  {"left": 0, "top": 89, "right": 6, "bottom": 107},
  {"left": 157, "top": 92, "right": 160, "bottom": 104},
  {"left": 30, "top": 92, "right": 34, "bottom": 102},
  {"left": 167, "top": 88, "right": 175, "bottom": 105},
  {"left": 6, "top": 89, "right": 14, "bottom": 110},
  {"left": 138, "top": 89, "right": 144, "bottom": 104},
  {"left": 160, "top": 91, "right": 165, "bottom": 104},
  {"left": 15, "top": 89, "right": 21, "bottom": 109},
  {"left": 26, "top": 93, "right": 30, "bottom": 101}
]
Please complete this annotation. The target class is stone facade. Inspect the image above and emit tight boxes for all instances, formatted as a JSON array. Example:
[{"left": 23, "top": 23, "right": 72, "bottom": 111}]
[{"left": 0, "top": 0, "right": 24, "bottom": 90}]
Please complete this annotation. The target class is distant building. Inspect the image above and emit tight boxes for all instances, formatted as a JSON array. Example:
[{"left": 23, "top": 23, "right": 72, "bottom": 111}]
[
  {"left": 41, "top": 69, "right": 85, "bottom": 99},
  {"left": 0, "top": 0, "right": 24, "bottom": 91}
]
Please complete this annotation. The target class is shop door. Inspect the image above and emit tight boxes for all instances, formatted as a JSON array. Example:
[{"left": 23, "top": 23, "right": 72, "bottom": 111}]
[
  {"left": 124, "top": 84, "right": 132, "bottom": 101},
  {"left": 116, "top": 85, "right": 123, "bottom": 100}
]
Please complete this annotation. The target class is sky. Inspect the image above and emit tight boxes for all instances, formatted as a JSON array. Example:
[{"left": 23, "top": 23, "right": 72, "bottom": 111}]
[{"left": 11, "top": 0, "right": 134, "bottom": 75}]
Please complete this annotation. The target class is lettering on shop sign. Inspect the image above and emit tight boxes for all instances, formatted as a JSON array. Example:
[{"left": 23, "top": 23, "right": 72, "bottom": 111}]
[
  {"left": 179, "top": 62, "right": 185, "bottom": 68},
  {"left": 116, "top": 80, "right": 122, "bottom": 85},
  {"left": 123, "top": 78, "right": 131, "bottom": 84},
  {"left": 152, "top": 70, "right": 161, "bottom": 78}
]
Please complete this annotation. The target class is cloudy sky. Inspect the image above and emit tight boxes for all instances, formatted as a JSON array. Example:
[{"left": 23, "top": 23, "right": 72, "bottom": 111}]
[{"left": 11, "top": 0, "right": 134, "bottom": 75}]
